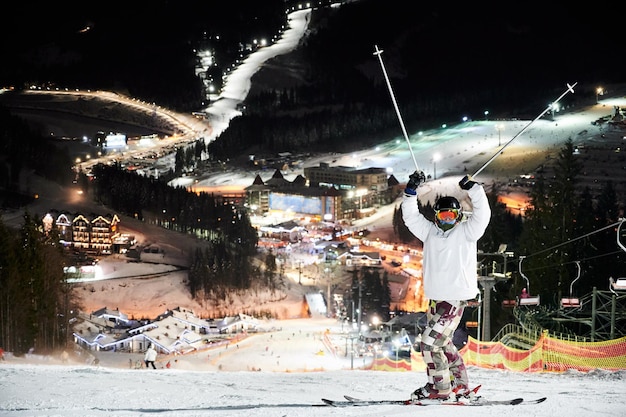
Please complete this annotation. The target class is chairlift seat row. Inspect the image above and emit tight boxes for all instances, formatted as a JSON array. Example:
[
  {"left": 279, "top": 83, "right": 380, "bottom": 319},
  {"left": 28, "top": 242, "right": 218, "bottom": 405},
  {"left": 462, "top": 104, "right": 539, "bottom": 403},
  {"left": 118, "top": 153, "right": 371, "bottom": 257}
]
[
  {"left": 518, "top": 295, "right": 540, "bottom": 306},
  {"left": 502, "top": 299, "right": 517, "bottom": 308},
  {"left": 502, "top": 296, "right": 577, "bottom": 307},
  {"left": 560, "top": 297, "right": 580, "bottom": 308}
]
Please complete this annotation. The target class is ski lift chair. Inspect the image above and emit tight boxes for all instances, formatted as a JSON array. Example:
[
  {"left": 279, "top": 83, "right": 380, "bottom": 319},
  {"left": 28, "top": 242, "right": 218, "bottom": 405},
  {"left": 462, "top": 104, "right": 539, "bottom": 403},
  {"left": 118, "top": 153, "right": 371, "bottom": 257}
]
[
  {"left": 518, "top": 256, "right": 540, "bottom": 306},
  {"left": 561, "top": 297, "right": 580, "bottom": 308},
  {"left": 560, "top": 261, "right": 581, "bottom": 308},
  {"left": 518, "top": 295, "right": 540, "bottom": 306},
  {"left": 501, "top": 299, "right": 517, "bottom": 308},
  {"left": 560, "top": 297, "right": 580, "bottom": 308},
  {"left": 609, "top": 277, "right": 626, "bottom": 295}
]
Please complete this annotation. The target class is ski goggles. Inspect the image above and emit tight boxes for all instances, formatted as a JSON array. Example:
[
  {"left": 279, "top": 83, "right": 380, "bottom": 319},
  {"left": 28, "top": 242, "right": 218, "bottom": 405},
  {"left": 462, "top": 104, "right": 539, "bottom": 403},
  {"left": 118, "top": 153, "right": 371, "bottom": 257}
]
[{"left": 435, "top": 209, "right": 459, "bottom": 224}]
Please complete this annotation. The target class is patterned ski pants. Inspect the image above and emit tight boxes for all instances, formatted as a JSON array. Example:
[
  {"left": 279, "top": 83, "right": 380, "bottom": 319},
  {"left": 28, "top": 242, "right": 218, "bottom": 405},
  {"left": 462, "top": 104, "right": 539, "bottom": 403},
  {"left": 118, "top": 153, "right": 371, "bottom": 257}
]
[{"left": 420, "top": 299, "right": 467, "bottom": 395}]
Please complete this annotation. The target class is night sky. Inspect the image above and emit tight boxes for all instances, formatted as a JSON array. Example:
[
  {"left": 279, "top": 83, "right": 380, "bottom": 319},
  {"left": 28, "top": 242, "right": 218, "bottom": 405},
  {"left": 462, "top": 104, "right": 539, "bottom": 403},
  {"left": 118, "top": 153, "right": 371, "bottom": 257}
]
[{"left": 1, "top": 1, "right": 622, "bottom": 109}]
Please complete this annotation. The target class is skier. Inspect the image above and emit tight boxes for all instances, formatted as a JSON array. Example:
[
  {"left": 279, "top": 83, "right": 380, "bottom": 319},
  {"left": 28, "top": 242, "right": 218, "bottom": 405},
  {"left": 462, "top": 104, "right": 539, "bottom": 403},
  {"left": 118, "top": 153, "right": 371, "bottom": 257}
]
[
  {"left": 401, "top": 171, "right": 491, "bottom": 401},
  {"left": 144, "top": 343, "right": 157, "bottom": 369}
]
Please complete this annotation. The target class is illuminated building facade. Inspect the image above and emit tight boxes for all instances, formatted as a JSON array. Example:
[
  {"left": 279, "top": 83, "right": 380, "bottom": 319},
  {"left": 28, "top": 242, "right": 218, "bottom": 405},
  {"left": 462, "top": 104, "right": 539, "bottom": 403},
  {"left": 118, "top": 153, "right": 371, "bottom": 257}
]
[
  {"left": 42, "top": 211, "right": 122, "bottom": 254},
  {"left": 246, "top": 166, "right": 401, "bottom": 222}
]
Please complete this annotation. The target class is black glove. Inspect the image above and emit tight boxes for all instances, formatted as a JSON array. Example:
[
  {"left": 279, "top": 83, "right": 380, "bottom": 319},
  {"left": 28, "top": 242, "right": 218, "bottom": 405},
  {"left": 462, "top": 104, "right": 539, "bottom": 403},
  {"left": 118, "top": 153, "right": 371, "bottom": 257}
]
[
  {"left": 459, "top": 175, "right": 478, "bottom": 190},
  {"left": 405, "top": 171, "right": 426, "bottom": 195}
]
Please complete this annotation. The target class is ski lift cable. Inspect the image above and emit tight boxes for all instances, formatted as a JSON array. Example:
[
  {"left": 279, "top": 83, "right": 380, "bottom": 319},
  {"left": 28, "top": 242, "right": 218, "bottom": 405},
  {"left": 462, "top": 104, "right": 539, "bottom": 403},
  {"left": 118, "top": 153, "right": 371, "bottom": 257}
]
[
  {"left": 524, "top": 220, "right": 622, "bottom": 259},
  {"left": 515, "top": 250, "right": 622, "bottom": 275}
]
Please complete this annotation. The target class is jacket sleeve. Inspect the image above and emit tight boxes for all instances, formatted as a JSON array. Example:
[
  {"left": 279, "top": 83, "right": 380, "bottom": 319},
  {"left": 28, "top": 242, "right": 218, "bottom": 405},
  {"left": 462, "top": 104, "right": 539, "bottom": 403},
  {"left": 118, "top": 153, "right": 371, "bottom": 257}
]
[
  {"left": 401, "top": 193, "right": 432, "bottom": 242},
  {"left": 463, "top": 184, "right": 491, "bottom": 240}
]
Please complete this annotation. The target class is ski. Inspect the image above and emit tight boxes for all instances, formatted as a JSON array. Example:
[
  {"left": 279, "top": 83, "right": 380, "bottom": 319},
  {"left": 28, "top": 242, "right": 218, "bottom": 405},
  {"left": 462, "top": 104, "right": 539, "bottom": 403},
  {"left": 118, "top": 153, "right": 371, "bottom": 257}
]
[
  {"left": 323, "top": 398, "right": 412, "bottom": 407},
  {"left": 321, "top": 396, "right": 527, "bottom": 407},
  {"left": 342, "top": 384, "right": 483, "bottom": 405},
  {"left": 321, "top": 383, "right": 546, "bottom": 408},
  {"left": 521, "top": 397, "right": 548, "bottom": 405}
]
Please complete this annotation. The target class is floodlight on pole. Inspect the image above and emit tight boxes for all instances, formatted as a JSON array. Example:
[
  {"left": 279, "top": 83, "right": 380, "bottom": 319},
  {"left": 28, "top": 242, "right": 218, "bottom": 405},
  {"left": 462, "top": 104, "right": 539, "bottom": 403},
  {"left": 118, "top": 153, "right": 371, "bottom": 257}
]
[
  {"left": 496, "top": 124, "right": 504, "bottom": 147},
  {"left": 433, "top": 153, "right": 441, "bottom": 180}
]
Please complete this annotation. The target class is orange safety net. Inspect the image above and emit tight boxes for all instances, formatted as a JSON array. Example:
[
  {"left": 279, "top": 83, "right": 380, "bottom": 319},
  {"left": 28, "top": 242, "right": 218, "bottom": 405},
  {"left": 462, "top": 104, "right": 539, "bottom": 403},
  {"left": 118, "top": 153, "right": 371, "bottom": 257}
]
[
  {"left": 410, "top": 350, "right": 426, "bottom": 372},
  {"left": 541, "top": 334, "right": 626, "bottom": 372},
  {"left": 371, "top": 334, "right": 626, "bottom": 372},
  {"left": 370, "top": 355, "right": 412, "bottom": 371},
  {"left": 461, "top": 333, "right": 626, "bottom": 372},
  {"left": 461, "top": 336, "right": 544, "bottom": 372}
]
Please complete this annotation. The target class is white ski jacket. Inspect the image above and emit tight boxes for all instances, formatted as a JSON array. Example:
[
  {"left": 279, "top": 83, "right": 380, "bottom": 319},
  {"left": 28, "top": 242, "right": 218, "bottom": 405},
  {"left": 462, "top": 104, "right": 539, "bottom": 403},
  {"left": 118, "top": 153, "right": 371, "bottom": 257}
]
[
  {"left": 401, "top": 183, "right": 491, "bottom": 301},
  {"left": 144, "top": 345, "right": 157, "bottom": 362}
]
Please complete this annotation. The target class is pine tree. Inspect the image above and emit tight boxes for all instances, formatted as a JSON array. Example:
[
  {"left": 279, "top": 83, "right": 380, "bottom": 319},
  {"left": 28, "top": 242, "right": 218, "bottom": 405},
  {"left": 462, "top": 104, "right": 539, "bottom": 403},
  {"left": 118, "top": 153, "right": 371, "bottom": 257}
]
[
  {"left": 589, "top": 180, "right": 624, "bottom": 291},
  {"left": 264, "top": 249, "right": 277, "bottom": 291},
  {"left": 0, "top": 218, "right": 20, "bottom": 352},
  {"left": 481, "top": 181, "right": 520, "bottom": 253},
  {"left": 518, "top": 139, "right": 583, "bottom": 305},
  {"left": 0, "top": 213, "right": 75, "bottom": 354}
]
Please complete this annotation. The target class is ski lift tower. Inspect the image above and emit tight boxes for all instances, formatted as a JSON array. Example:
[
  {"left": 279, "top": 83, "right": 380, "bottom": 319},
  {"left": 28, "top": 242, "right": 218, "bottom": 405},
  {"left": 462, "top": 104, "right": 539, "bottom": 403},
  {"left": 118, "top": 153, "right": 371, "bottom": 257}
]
[{"left": 477, "top": 244, "right": 514, "bottom": 341}]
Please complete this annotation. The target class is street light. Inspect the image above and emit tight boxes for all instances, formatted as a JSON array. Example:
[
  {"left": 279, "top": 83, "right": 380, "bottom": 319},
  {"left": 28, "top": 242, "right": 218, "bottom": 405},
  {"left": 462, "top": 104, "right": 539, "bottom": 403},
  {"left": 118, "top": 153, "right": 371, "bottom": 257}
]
[
  {"left": 432, "top": 153, "right": 441, "bottom": 180},
  {"left": 355, "top": 189, "right": 367, "bottom": 212},
  {"left": 496, "top": 124, "right": 504, "bottom": 147},
  {"left": 393, "top": 339, "right": 400, "bottom": 369},
  {"left": 324, "top": 262, "right": 335, "bottom": 317},
  {"left": 596, "top": 87, "right": 604, "bottom": 104},
  {"left": 347, "top": 189, "right": 367, "bottom": 217},
  {"left": 371, "top": 316, "right": 380, "bottom": 330},
  {"left": 348, "top": 333, "right": 358, "bottom": 369}
]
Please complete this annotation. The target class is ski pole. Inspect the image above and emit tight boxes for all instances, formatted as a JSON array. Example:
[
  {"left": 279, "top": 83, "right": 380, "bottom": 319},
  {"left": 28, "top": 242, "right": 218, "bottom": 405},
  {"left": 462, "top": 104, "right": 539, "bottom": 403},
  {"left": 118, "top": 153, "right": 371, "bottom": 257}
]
[
  {"left": 373, "top": 45, "right": 419, "bottom": 172},
  {"left": 472, "top": 82, "right": 577, "bottom": 179}
]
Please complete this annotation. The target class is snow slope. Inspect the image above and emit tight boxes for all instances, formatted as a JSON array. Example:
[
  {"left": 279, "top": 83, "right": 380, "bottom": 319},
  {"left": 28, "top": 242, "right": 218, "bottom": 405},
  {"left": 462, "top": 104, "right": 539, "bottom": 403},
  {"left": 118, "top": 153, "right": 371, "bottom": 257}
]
[{"left": 1, "top": 319, "right": 624, "bottom": 417}]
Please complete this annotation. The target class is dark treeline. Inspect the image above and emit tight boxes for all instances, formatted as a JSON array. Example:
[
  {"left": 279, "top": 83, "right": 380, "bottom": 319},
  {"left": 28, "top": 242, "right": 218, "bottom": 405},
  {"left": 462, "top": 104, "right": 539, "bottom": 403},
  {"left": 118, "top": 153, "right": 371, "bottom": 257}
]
[
  {"left": 346, "top": 267, "right": 393, "bottom": 324},
  {"left": 518, "top": 139, "right": 626, "bottom": 306},
  {"left": 0, "top": 107, "right": 74, "bottom": 196},
  {"left": 0, "top": 107, "right": 80, "bottom": 354},
  {"left": 0, "top": 214, "right": 81, "bottom": 355},
  {"left": 85, "top": 163, "right": 262, "bottom": 304},
  {"left": 87, "top": 163, "right": 256, "bottom": 246}
]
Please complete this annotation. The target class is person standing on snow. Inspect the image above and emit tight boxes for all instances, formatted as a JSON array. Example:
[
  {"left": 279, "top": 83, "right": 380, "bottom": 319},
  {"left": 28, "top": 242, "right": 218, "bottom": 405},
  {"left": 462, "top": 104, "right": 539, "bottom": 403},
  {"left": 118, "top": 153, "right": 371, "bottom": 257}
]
[
  {"left": 144, "top": 343, "right": 157, "bottom": 369},
  {"left": 401, "top": 171, "right": 491, "bottom": 402}
]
